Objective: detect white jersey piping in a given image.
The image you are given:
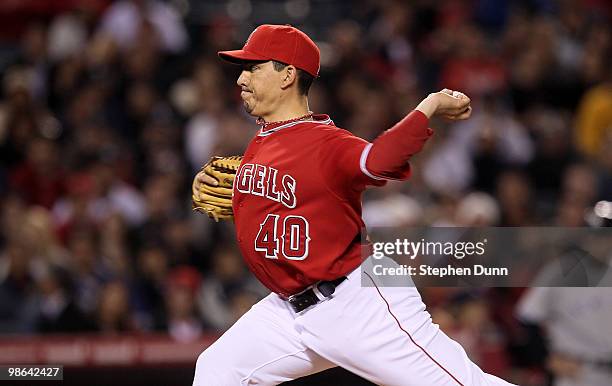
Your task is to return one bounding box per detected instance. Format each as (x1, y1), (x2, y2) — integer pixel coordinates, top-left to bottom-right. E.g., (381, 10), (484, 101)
(359, 143), (386, 180)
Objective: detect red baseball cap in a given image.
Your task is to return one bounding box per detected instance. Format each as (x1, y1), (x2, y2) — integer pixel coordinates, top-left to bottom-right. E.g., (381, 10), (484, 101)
(218, 24), (320, 77)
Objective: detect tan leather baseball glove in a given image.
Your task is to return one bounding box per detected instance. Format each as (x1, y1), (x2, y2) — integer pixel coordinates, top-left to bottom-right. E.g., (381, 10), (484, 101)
(192, 156), (243, 222)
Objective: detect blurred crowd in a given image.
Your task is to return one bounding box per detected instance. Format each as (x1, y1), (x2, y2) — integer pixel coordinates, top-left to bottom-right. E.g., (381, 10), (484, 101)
(0, 0), (611, 384)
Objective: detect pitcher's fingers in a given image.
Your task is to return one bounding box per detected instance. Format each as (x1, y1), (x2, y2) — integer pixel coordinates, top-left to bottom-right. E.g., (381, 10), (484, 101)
(443, 93), (470, 109)
(442, 106), (472, 121)
(456, 106), (472, 120)
(192, 173), (204, 196)
(443, 106), (472, 120)
(455, 96), (470, 108)
(198, 172), (218, 186)
(451, 90), (466, 98)
(439, 103), (470, 116)
(444, 90), (471, 107)
(455, 92), (470, 105)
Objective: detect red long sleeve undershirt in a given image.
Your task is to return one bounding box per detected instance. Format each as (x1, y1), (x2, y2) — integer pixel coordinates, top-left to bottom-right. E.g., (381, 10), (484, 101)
(365, 110), (433, 180)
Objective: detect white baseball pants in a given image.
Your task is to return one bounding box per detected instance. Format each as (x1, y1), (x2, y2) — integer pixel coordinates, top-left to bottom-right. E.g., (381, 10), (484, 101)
(192, 265), (516, 385)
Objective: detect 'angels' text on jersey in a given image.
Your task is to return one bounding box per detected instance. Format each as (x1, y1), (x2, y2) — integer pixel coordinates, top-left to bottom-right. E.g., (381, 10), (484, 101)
(235, 163), (297, 208)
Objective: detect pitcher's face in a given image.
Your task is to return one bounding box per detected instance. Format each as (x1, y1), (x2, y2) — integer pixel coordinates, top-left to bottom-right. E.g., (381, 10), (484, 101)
(237, 61), (283, 118)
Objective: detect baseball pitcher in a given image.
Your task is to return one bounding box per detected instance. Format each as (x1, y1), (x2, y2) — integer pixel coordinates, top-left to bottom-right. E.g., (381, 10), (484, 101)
(191, 24), (515, 386)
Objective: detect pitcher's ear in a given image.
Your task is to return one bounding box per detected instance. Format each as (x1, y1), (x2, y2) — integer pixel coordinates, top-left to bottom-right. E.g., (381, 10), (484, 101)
(281, 65), (298, 89)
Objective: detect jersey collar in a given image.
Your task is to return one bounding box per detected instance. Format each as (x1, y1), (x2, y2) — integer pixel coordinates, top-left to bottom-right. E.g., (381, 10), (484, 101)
(257, 114), (334, 137)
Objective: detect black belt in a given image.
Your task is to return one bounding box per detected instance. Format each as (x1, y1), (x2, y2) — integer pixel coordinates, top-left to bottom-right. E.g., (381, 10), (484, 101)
(286, 277), (347, 313)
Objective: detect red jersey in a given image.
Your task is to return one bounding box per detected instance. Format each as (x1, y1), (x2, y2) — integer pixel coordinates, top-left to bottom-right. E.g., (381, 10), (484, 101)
(233, 114), (428, 297)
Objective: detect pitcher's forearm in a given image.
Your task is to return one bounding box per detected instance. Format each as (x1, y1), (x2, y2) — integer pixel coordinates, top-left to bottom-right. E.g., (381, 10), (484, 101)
(365, 110), (433, 179)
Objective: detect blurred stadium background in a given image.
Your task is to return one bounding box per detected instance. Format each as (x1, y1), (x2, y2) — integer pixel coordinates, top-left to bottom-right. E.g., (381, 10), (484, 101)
(0, 0), (611, 385)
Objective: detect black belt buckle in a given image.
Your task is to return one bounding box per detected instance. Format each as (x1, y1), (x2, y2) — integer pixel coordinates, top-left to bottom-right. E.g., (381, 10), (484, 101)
(287, 277), (347, 313)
